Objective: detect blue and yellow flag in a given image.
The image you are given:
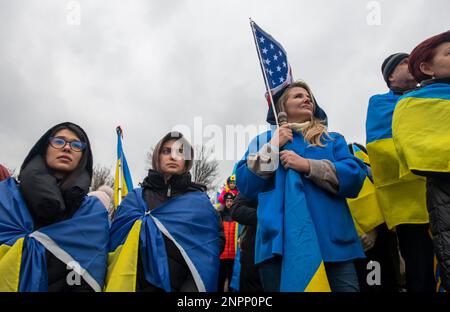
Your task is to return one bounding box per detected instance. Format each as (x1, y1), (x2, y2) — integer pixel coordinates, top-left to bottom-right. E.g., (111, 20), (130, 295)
(347, 144), (385, 236)
(392, 82), (450, 176)
(281, 165), (330, 291)
(106, 188), (221, 292)
(0, 178), (109, 292)
(366, 91), (427, 229)
(236, 132), (332, 292)
(114, 126), (133, 208)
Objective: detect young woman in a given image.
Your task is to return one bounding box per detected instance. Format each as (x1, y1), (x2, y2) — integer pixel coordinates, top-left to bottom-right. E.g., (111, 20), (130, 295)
(392, 30), (450, 291)
(236, 81), (366, 292)
(0, 122), (109, 292)
(107, 131), (224, 292)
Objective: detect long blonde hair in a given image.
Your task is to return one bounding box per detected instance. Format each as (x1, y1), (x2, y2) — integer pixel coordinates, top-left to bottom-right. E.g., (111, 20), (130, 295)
(276, 81), (330, 147)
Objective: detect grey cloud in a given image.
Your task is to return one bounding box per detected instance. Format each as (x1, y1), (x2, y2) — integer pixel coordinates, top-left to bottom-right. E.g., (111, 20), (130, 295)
(1, 0), (449, 186)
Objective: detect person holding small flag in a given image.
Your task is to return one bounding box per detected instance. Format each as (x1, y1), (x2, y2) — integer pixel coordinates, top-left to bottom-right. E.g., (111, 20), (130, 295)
(236, 21), (367, 292)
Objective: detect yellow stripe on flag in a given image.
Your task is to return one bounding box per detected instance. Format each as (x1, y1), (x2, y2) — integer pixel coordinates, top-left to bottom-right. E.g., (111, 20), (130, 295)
(105, 220), (142, 292)
(304, 262), (331, 292)
(367, 139), (428, 229)
(393, 96), (450, 176)
(0, 237), (24, 292)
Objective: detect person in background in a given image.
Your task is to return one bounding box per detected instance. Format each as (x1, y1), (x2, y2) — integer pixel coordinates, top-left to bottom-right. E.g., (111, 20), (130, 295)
(218, 175), (238, 205)
(366, 53), (435, 292)
(347, 143), (400, 292)
(231, 193), (263, 292)
(392, 30), (450, 291)
(0, 164), (11, 182)
(218, 192), (237, 292)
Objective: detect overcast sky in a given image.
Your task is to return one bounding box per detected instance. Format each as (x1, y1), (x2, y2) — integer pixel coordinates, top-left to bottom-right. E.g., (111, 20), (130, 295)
(1, 0), (449, 189)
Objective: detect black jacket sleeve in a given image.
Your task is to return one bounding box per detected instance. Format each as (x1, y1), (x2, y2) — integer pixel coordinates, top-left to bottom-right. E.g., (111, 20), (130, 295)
(215, 209), (226, 253)
(231, 193), (258, 226)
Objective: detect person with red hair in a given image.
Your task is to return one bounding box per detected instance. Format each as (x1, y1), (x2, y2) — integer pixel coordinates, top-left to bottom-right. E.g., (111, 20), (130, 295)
(366, 52), (435, 292)
(0, 164), (11, 182)
(392, 30), (450, 291)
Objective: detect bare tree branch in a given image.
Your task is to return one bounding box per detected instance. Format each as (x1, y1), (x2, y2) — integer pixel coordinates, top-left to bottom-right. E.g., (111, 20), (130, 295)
(91, 164), (114, 191)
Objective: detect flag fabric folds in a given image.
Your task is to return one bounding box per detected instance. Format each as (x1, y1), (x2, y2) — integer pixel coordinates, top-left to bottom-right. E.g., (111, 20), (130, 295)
(236, 130), (342, 292)
(347, 144), (385, 236)
(0, 178), (109, 292)
(366, 91), (427, 229)
(250, 20), (293, 97)
(392, 82), (450, 176)
(106, 188), (222, 292)
(114, 126), (134, 208)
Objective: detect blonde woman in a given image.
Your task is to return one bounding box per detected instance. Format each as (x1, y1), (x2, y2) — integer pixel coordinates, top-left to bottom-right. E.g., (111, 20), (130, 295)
(236, 81), (366, 292)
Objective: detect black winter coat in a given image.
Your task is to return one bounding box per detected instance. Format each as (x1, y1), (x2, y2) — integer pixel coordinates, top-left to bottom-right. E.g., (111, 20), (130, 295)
(230, 193), (257, 263)
(426, 175), (450, 291)
(19, 122), (94, 292)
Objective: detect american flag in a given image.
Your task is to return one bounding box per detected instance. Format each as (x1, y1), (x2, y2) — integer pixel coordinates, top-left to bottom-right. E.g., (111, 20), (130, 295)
(251, 21), (293, 97)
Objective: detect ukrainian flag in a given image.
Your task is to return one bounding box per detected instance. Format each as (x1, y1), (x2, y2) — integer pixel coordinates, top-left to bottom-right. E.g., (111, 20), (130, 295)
(236, 133), (330, 292)
(392, 82), (450, 176)
(114, 126), (134, 208)
(0, 178), (109, 292)
(281, 166), (330, 291)
(366, 91), (427, 229)
(105, 188), (221, 292)
(347, 144), (384, 236)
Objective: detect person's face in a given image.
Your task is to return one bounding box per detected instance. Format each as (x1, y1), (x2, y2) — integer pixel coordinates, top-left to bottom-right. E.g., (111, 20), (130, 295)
(159, 139), (186, 176)
(420, 42), (450, 79)
(284, 87), (314, 123)
(45, 129), (84, 176)
(225, 198), (233, 209)
(228, 181), (236, 189)
(389, 58), (417, 90)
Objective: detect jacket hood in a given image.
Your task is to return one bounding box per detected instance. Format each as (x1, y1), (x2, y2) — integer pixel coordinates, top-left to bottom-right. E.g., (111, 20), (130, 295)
(20, 122), (93, 178)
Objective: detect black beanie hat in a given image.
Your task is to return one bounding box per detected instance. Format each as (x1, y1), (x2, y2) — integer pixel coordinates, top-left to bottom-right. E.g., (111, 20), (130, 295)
(381, 53), (409, 86)
(223, 192), (235, 201)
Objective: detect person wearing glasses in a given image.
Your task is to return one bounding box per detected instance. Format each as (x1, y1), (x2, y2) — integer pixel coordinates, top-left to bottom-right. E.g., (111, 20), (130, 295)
(0, 122), (109, 292)
(107, 131), (224, 292)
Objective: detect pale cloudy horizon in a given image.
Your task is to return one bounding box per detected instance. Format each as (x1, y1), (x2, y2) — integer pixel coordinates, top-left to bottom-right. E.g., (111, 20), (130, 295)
(1, 0), (449, 190)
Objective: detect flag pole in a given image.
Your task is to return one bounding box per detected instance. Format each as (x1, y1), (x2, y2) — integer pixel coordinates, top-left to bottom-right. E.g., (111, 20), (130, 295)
(249, 18), (280, 128)
(115, 126), (123, 207)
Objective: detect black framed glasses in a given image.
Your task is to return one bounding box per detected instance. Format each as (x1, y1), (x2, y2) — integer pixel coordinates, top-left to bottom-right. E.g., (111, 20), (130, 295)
(48, 137), (86, 152)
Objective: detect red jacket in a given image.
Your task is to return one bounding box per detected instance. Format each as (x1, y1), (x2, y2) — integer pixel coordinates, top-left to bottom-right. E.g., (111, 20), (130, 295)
(219, 208), (237, 260)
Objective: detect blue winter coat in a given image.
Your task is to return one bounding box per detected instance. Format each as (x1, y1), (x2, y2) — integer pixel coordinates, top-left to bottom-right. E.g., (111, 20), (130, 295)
(236, 129), (366, 264)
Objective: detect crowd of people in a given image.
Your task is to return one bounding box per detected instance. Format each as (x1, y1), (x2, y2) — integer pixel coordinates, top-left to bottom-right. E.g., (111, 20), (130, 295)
(0, 30), (449, 292)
